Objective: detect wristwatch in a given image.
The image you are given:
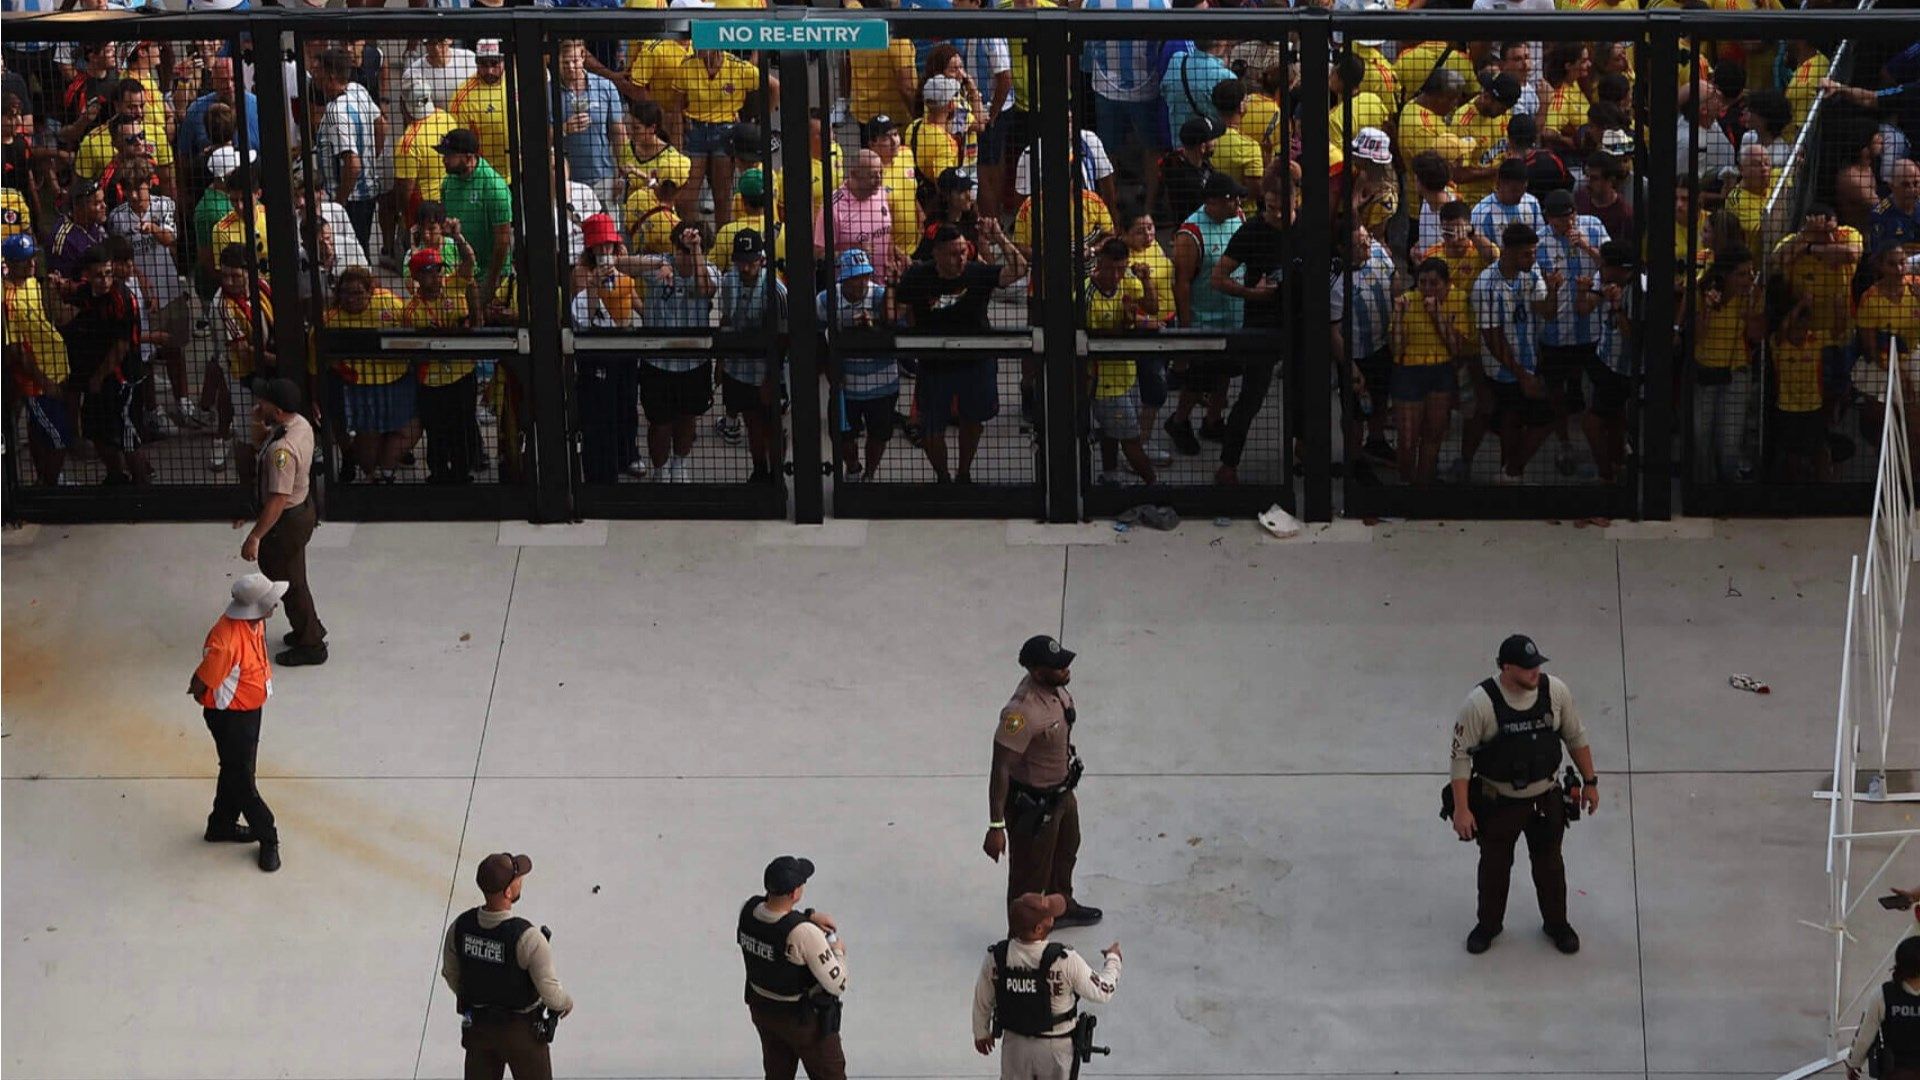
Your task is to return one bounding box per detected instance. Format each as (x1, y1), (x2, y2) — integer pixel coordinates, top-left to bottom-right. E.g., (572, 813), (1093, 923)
(1583, 775), (1599, 786)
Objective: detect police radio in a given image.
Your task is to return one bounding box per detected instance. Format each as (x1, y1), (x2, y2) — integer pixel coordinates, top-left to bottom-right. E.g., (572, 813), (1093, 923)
(1561, 767), (1583, 824)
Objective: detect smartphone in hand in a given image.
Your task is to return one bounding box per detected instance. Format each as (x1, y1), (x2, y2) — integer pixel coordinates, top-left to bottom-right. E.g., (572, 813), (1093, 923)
(1878, 892), (1913, 911)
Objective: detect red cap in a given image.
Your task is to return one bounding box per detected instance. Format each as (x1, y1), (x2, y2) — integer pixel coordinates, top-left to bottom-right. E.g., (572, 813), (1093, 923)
(408, 248), (443, 275)
(581, 212), (622, 251)
(1008, 892), (1067, 936)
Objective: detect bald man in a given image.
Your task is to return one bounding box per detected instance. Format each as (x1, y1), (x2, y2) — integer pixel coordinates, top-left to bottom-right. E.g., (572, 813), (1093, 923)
(816, 149), (900, 279)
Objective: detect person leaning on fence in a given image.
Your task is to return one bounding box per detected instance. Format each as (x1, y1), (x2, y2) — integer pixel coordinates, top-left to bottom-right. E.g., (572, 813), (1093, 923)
(1770, 204), (1864, 428)
(1470, 222), (1554, 483)
(820, 249), (898, 484)
(327, 267), (413, 485)
(403, 246), (480, 485)
(1083, 238), (1160, 489)
(1583, 242), (1641, 487)
(1690, 247), (1764, 485)
(1391, 257), (1473, 486)
(436, 127), (514, 326)
(1848, 936), (1920, 1080)
(1208, 169), (1292, 486)
(718, 228), (790, 485)
(640, 219), (720, 484)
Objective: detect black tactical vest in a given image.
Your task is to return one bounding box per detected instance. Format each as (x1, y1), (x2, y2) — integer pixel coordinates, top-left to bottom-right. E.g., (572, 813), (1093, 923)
(990, 940), (1077, 1037)
(453, 908), (540, 1011)
(738, 897), (814, 998)
(1885, 980), (1920, 1066)
(1470, 675), (1562, 787)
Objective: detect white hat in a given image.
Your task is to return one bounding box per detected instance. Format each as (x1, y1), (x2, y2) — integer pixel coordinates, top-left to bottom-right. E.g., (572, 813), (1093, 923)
(226, 573), (290, 621)
(207, 145), (257, 181)
(923, 75), (962, 107)
(1351, 126), (1392, 165)
(475, 39), (505, 59)
(1601, 128), (1635, 156)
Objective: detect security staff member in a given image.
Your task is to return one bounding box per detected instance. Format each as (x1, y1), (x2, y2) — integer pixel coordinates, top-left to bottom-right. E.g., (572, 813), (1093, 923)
(1447, 634), (1600, 956)
(984, 636), (1102, 927)
(971, 893), (1122, 1080)
(1849, 936), (1920, 1080)
(239, 377), (327, 667)
(441, 852), (574, 1080)
(739, 855), (849, 1080)
(187, 572), (288, 873)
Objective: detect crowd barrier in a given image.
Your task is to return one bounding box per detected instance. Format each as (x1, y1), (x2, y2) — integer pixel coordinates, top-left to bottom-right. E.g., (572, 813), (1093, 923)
(1, 5), (1914, 524)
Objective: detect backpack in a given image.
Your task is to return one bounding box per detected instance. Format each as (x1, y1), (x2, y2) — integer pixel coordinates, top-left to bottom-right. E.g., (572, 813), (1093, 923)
(906, 119), (944, 219)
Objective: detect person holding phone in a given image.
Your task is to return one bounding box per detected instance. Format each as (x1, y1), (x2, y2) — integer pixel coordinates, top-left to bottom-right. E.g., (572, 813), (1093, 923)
(1447, 635), (1600, 956)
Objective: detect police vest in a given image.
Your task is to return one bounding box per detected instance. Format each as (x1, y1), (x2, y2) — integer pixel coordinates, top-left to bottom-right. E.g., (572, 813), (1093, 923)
(1470, 676), (1562, 788)
(1884, 979), (1920, 1067)
(738, 898), (813, 999)
(452, 908), (540, 1011)
(990, 940), (1077, 1038)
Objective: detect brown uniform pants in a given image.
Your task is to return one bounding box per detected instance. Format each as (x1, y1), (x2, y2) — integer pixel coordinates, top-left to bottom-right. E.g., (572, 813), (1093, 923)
(461, 1011), (551, 1080)
(1474, 786), (1568, 931)
(1006, 790), (1079, 903)
(258, 500), (326, 648)
(748, 999), (847, 1080)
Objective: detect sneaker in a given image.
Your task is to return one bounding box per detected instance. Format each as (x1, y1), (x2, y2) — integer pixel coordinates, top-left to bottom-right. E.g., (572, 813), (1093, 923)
(1163, 418), (1201, 456)
(148, 411), (180, 438)
(840, 467), (864, 484)
(208, 444), (228, 472)
(666, 456), (692, 483)
(1143, 439), (1174, 466)
(715, 416), (743, 445)
(1494, 470), (1524, 485)
(1465, 924), (1501, 954)
(1198, 417), (1226, 442)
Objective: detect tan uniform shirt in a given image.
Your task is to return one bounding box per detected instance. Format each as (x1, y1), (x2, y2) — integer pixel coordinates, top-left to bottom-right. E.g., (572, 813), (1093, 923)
(745, 902), (849, 1002)
(1448, 675), (1588, 799)
(439, 908), (574, 1014)
(970, 938), (1121, 1040)
(259, 413), (314, 506)
(996, 675), (1074, 789)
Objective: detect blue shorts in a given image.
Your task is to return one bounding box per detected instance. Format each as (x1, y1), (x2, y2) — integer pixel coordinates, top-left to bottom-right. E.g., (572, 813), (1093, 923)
(1093, 94), (1171, 156)
(344, 379), (417, 434)
(837, 390), (898, 438)
(684, 119), (733, 158)
(916, 358), (999, 435)
(23, 395), (72, 450)
(1135, 357), (1169, 408)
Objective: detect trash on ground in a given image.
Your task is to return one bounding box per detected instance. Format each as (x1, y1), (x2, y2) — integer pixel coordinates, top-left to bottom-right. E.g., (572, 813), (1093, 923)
(1729, 674), (1771, 694)
(1258, 504), (1302, 539)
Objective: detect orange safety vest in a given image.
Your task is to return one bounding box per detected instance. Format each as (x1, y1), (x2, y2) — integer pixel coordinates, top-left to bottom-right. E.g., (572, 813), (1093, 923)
(194, 616), (273, 711)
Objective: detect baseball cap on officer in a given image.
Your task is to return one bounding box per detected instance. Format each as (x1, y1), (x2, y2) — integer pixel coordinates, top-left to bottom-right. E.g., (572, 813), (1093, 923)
(764, 855), (814, 895)
(1497, 634), (1548, 669)
(226, 572), (290, 620)
(1018, 635), (1074, 669)
(1009, 892), (1066, 936)
(477, 852), (532, 894)
(256, 377), (303, 414)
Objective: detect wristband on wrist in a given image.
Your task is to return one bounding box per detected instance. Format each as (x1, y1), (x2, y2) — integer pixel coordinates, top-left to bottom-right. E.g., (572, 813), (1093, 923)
(989, 821), (1006, 830)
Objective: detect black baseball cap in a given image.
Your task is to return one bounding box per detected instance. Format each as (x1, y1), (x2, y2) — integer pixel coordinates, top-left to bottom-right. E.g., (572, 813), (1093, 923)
(1200, 171), (1248, 200)
(764, 855), (815, 894)
(434, 128), (480, 155)
(937, 166), (977, 194)
(1019, 634), (1075, 669)
(1479, 71), (1522, 108)
(1497, 634), (1548, 669)
(1179, 115), (1220, 147)
(863, 114), (898, 141)
(255, 377), (304, 413)
(732, 228), (766, 260)
(1542, 188), (1576, 217)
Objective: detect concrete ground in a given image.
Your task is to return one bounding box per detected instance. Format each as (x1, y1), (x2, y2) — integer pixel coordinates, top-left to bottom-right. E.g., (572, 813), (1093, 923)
(2, 516), (1915, 1080)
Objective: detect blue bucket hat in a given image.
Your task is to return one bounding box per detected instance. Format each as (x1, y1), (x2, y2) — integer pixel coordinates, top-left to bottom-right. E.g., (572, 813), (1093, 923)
(836, 248), (874, 283)
(2, 233), (37, 262)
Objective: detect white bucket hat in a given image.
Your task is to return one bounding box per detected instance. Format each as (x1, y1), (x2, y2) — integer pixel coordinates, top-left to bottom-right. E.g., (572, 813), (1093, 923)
(227, 573), (290, 621)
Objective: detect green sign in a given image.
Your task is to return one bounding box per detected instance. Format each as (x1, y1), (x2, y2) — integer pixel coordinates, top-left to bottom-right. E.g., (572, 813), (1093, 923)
(690, 18), (890, 52)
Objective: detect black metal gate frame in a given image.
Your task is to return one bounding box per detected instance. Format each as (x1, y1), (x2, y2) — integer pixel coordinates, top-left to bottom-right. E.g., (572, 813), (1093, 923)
(3, 7), (1911, 525)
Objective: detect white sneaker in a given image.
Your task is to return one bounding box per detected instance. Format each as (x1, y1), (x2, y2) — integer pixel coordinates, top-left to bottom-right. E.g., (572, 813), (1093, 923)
(1099, 470), (1144, 487)
(625, 459), (650, 479)
(667, 456), (692, 483)
(208, 444), (228, 471)
(1143, 440), (1174, 466)
(149, 412), (180, 438)
(1494, 470), (1523, 485)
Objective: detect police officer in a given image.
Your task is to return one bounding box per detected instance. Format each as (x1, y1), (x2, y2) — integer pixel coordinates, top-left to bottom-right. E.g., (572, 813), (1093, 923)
(1447, 634), (1600, 955)
(440, 853), (574, 1080)
(1848, 936), (1920, 1079)
(984, 635), (1102, 927)
(739, 855), (849, 1080)
(971, 893), (1122, 1080)
(239, 377), (327, 666)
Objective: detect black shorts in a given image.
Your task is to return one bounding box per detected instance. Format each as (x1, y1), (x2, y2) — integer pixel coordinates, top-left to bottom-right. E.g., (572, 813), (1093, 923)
(1354, 346), (1393, 412)
(80, 379), (141, 451)
(1772, 408), (1826, 457)
(638, 362), (714, 425)
(1172, 356), (1244, 396)
(838, 391), (897, 439)
(1492, 380), (1555, 428)
(1585, 359), (1633, 418)
(1390, 362), (1455, 404)
(721, 374), (773, 419)
(1537, 343), (1593, 413)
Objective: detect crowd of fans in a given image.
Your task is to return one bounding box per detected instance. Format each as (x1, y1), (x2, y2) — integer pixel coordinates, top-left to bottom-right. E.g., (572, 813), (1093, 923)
(2, 0), (1918, 492)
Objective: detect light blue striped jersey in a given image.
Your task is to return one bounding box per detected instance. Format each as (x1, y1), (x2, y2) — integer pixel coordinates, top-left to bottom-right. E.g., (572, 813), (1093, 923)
(643, 264), (717, 374)
(1534, 214), (1610, 346)
(1080, 0), (1174, 103)
(817, 285), (899, 400)
(1472, 263), (1548, 382)
(1330, 241), (1395, 359)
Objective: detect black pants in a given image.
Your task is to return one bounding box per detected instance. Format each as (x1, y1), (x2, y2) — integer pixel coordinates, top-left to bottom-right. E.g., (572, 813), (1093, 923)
(747, 999), (847, 1080)
(462, 1011), (552, 1080)
(1474, 787), (1567, 930)
(203, 707), (276, 844)
(258, 500), (325, 648)
(576, 360), (640, 483)
(1006, 790), (1079, 903)
(419, 373), (479, 482)
(1221, 357), (1278, 469)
